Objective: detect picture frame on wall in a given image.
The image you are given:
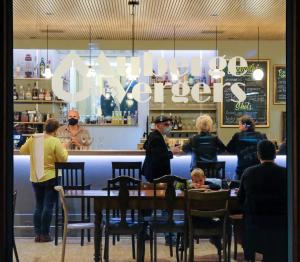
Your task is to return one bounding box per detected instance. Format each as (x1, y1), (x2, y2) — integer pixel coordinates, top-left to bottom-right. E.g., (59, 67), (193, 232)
(273, 64), (286, 104)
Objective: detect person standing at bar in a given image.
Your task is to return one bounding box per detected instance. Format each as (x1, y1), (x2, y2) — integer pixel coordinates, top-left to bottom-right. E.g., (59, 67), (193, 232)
(20, 118), (68, 242)
(182, 114), (226, 171)
(57, 109), (92, 150)
(227, 115), (267, 179)
(142, 115), (180, 182)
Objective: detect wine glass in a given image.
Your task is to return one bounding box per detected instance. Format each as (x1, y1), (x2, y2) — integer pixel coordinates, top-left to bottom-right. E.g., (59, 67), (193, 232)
(226, 179), (232, 189)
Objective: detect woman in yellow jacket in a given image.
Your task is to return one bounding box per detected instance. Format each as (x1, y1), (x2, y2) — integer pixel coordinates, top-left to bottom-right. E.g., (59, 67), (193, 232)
(20, 118), (68, 242)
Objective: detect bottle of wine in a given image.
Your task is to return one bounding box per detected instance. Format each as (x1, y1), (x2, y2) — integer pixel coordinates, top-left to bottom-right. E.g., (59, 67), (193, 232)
(32, 82), (39, 100)
(13, 84), (18, 100)
(45, 90), (52, 101)
(173, 116), (178, 130)
(38, 87), (45, 100)
(123, 111), (128, 125)
(25, 84), (32, 100)
(127, 111), (132, 125)
(178, 116), (183, 130)
(19, 85), (24, 100)
(39, 58), (45, 78)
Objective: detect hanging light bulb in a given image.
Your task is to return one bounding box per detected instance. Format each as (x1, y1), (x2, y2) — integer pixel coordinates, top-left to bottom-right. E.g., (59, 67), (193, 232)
(86, 25), (95, 78)
(252, 27), (264, 81)
(43, 25), (52, 78)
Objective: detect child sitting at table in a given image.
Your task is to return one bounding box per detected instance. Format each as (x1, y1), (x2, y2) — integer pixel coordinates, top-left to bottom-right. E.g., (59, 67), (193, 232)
(177, 168), (221, 190)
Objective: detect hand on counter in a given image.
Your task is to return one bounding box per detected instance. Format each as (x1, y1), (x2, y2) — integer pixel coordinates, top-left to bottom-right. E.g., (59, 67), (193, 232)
(71, 136), (81, 147)
(171, 145), (181, 154)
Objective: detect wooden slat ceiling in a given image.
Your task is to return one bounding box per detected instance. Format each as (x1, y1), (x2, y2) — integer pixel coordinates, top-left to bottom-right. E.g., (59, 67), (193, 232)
(13, 0), (286, 40)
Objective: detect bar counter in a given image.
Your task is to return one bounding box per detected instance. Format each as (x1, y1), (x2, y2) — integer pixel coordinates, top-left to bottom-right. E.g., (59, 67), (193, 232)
(13, 150), (286, 236)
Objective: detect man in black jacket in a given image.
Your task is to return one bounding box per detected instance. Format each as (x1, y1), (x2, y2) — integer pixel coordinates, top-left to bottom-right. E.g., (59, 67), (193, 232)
(238, 140), (287, 262)
(227, 115), (267, 179)
(142, 115), (180, 182)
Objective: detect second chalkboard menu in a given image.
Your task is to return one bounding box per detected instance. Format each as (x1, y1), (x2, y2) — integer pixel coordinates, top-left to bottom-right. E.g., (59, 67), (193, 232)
(221, 59), (269, 127)
(274, 64), (286, 104)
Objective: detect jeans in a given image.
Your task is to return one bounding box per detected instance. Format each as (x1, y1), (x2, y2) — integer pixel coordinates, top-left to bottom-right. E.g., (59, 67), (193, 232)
(32, 178), (58, 235)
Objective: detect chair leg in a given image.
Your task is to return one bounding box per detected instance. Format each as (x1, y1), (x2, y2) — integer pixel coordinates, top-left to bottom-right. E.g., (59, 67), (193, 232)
(87, 229), (91, 243)
(104, 233), (109, 262)
(176, 233), (180, 262)
(132, 235), (136, 259)
(150, 228), (153, 262)
(169, 233), (173, 257)
(81, 229), (84, 246)
(188, 234), (194, 262)
(154, 232), (157, 262)
(228, 228), (232, 262)
(233, 224), (237, 260)
(223, 236), (227, 262)
(13, 238), (19, 262)
(184, 232), (188, 262)
(55, 198), (59, 246)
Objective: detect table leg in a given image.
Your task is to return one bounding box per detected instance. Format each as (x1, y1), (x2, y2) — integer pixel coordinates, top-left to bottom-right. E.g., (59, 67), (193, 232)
(94, 209), (103, 262)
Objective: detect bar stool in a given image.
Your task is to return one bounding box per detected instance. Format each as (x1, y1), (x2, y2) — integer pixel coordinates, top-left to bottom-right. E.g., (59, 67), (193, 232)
(54, 162), (91, 246)
(13, 191), (19, 262)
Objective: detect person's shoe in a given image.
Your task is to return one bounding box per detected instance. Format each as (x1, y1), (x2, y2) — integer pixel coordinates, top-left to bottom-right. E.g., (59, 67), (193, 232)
(39, 234), (53, 242)
(34, 235), (40, 242)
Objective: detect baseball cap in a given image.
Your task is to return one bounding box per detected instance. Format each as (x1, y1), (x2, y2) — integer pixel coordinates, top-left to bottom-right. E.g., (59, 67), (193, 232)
(154, 115), (172, 124)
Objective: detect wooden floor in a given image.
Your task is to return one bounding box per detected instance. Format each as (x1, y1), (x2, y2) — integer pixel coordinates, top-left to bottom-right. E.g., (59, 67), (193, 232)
(14, 237), (261, 262)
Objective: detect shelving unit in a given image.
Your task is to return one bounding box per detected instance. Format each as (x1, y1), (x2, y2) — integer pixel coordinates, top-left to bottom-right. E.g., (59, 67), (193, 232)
(14, 100), (67, 104)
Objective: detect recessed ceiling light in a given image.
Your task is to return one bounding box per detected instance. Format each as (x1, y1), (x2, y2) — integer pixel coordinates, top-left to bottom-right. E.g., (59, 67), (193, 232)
(211, 13), (219, 17)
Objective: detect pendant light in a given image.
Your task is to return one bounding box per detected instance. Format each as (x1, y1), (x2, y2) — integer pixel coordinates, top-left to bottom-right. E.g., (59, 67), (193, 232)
(252, 27), (264, 81)
(44, 25), (52, 79)
(171, 26), (179, 82)
(209, 26), (223, 79)
(126, 0), (139, 80)
(86, 25), (96, 78)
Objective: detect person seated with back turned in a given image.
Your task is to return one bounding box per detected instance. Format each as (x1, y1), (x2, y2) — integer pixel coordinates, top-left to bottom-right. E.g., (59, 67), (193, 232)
(57, 109), (92, 150)
(176, 168), (221, 190)
(238, 140), (287, 262)
(182, 114), (227, 171)
(227, 115), (267, 180)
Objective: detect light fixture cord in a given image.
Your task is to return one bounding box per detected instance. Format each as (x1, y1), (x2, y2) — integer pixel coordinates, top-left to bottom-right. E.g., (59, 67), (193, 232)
(132, 4), (135, 57)
(216, 26), (218, 54)
(173, 26), (176, 58)
(257, 26), (260, 62)
(89, 25), (92, 67)
(46, 25), (49, 64)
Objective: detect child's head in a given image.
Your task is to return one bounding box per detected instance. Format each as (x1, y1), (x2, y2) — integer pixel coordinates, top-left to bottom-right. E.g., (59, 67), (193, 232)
(191, 168), (206, 186)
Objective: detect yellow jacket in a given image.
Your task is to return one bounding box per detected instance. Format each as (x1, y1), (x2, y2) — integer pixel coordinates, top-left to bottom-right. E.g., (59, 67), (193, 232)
(20, 135), (68, 183)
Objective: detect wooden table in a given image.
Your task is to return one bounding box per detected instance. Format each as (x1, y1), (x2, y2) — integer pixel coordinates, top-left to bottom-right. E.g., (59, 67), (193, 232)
(65, 189), (240, 262)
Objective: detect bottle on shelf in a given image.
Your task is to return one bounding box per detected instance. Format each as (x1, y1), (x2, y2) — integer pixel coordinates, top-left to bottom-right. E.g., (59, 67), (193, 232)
(44, 89), (52, 101)
(13, 84), (18, 100)
(163, 71), (169, 85)
(202, 68), (207, 85)
(33, 56), (38, 78)
(39, 58), (45, 78)
(38, 87), (45, 100)
(35, 104), (43, 123)
(32, 82), (39, 100)
(18, 85), (24, 100)
(24, 54), (33, 78)
(123, 111), (128, 125)
(188, 74), (195, 86)
(134, 110), (138, 125)
(150, 70), (156, 85)
(25, 84), (32, 100)
(127, 111), (132, 125)
(178, 116), (183, 130)
(173, 116), (178, 130)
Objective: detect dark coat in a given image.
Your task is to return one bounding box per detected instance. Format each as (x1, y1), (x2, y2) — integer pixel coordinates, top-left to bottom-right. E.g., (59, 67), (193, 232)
(141, 130), (173, 182)
(227, 130), (267, 178)
(182, 132), (226, 170)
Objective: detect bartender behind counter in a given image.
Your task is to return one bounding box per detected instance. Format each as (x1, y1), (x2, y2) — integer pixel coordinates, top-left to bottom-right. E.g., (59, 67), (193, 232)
(57, 110), (92, 150)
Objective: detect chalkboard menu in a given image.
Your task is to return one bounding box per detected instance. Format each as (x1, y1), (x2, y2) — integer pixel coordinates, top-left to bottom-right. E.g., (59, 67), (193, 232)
(221, 60), (269, 127)
(274, 65), (286, 104)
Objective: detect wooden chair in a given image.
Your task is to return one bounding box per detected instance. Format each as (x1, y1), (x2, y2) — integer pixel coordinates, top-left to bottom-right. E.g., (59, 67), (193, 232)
(196, 161), (226, 180)
(13, 191), (19, 262)
(54, 162), (91, 246)
(104, 176), (144, 262)
(228, 214), (243, 261)
(54, 186), (95, 262)
(150, 175), (188, 262)
(111, 161), (142, 256)
(187, 189), (230, 262)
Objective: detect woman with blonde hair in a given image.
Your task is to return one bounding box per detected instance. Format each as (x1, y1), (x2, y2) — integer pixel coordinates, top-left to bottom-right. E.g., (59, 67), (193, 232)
(182, 114), (226, 170)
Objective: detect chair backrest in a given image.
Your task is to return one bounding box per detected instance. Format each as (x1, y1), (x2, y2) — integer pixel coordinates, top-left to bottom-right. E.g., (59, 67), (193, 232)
(54, 186), (69, 225)
(107, 176), (141, 225)
(112, 162), (142, 180)
(55, 162), (85, 189)
(153, 175), (187, 223)
(196, 161), (226, 180)
(187, 190), (230, 220)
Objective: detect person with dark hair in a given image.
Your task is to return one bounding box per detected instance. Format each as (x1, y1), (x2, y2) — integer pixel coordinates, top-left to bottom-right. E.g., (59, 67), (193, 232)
(278, 138), (286, 155)
(238, 140), (287, 262)
(20, 118), (68, 242)
(227, 115), (267, 179)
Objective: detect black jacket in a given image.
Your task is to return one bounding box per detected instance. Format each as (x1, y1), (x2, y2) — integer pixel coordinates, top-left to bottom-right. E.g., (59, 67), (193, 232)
(227, 130), (267, 177)
(238, 162), (287, 227)
(182, 132), (226, 170)
(142, 130), (173, 182)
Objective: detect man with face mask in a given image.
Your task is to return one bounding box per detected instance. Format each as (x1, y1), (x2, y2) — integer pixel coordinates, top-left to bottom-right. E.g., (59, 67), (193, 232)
(57, 110), (92, 150)
(141, 115), (180, 182)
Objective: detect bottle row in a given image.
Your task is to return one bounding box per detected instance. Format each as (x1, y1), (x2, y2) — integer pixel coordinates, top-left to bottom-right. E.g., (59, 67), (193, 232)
(149, 69), (220, 87)
(14, 54), (48, 78)
(150, 115), (184, 130)
(13, 82), (54, 101)
(14, 107), (52, 123)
